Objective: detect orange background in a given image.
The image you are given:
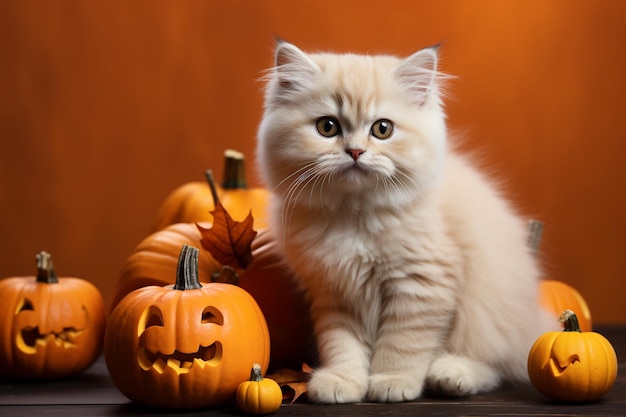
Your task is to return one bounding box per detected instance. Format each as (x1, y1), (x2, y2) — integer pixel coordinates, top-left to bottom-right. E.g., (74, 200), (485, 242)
(1, 1), (625, 324)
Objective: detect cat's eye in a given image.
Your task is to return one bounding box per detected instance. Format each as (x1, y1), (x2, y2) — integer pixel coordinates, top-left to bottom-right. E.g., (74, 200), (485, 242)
(371, 119), (394, 140)
(316, 117), (342, 138)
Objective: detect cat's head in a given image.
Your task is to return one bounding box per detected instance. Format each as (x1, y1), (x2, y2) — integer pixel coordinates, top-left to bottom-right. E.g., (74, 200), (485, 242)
(257, 41), (448, 212)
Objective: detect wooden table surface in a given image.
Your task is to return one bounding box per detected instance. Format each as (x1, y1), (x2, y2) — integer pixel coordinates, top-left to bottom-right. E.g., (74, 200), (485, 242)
(1, 326), (624, 417)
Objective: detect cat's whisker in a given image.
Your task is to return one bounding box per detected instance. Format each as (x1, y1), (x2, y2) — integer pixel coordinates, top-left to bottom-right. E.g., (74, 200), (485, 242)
(372, 173), (380, 194)
(378, 174), (398, 197)
(293, 166), (324, 207)
(279, 163), (327, 240)
(308, 173), (323, 208)
(273, 162), (319, 194)
(307, 167), (334, 209)
(389, 169), (418, 197)
(320, 171), (335, 213)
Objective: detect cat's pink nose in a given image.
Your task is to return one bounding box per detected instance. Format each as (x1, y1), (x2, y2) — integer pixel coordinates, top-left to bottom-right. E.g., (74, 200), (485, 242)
(346, 148), (365, 161)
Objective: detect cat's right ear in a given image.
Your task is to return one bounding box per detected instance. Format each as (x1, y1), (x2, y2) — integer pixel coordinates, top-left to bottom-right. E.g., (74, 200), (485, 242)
(393, 45), (443, 107)
(273, 41), (319, 95)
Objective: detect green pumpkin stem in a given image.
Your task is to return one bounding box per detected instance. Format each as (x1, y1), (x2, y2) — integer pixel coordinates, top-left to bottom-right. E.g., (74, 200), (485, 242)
(249, 363), (263, 382)
(174, 245), (202, 290)
(221, 149), (247, 190)
(36, 251), (59, 284)
(559, 309), (582, 332)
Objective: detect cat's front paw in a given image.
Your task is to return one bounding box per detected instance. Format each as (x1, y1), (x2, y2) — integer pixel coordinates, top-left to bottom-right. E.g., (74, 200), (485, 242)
(307, 368), (368, 404)
(426, 354), (500, 397)
(367, 373), (424, 402)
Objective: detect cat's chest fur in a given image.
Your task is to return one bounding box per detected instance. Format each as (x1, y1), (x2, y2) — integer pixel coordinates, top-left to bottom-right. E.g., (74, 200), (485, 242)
(280, 198), (446, 295)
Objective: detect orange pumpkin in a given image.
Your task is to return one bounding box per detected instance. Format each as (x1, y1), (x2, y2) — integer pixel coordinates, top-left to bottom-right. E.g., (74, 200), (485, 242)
(0, 251), (106, 379)
(527, 221), (592, 331)
(111, 226), (313, 369)
(110, 222), (221, 311)
(152, 150), (269, 231)
(238, 228), (314, 369)
(236, 363), (283, 414)
(105, 245), (270, 408)
(527, 309), (617, 402)
(539, 280), (592, 332)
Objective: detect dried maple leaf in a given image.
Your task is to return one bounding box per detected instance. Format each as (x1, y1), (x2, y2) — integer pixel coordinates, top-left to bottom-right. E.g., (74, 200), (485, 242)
(266, 363), (313, 404)
(282, 381), (308, 404)
(196, 202), (257, 271)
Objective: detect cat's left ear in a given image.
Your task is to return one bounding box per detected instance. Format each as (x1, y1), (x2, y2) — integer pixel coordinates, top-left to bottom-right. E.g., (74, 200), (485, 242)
(393, 45), (441, 106)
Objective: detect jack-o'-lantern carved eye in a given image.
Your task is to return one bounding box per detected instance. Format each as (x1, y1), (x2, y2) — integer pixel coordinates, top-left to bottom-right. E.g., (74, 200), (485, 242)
(137, 305), (164, 336)
(201, 306), (223, 325)
(15, 298), (34, 314)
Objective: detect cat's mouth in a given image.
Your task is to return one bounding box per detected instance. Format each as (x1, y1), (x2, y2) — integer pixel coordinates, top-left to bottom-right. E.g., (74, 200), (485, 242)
(333, 163), (377, 191)
(341, 161), (372, 180)
(344, 160), (368, 173)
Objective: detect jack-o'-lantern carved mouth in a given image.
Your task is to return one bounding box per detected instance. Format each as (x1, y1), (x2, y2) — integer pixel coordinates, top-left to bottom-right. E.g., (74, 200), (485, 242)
(549, 354), (580, 376)
(14, 298), (89, 353)
(137, 342), (222, 374)
(17, 326), (83, 353)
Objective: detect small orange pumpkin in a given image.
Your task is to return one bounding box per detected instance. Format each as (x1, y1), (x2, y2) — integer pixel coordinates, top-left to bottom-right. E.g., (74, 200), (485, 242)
(236, 363), (283, 414)
(152, 150), (269, 231)
(0, 251), (106, 380)
(539, 280), (592, 332)
(527, 309), (617, 402)
(105, 245), (270, 408)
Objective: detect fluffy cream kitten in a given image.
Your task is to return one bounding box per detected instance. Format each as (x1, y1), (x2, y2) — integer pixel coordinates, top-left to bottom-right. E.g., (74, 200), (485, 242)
(256, 41), (555, 403)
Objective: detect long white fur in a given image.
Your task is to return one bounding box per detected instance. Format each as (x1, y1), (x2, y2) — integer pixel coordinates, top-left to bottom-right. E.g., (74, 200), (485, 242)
(256, 41), (556, 404)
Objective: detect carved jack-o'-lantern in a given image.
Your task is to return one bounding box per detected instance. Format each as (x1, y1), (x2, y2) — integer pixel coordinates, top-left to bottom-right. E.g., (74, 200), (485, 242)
(0, 251), (106, 379)
(527, 310), (618, 402)
(104, 245), (270, 408)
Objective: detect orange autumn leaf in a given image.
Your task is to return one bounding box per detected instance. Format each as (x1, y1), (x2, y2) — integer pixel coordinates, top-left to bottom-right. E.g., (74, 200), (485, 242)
(196, 202), (257, 270)
(266, 368), (307, 384)
(266, 363), (313, 404)
(282, 382), (308, 404)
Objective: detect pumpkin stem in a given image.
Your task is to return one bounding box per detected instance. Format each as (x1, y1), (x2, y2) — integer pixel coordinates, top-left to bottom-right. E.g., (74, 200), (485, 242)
(559, 309), (582, 332)
(36, 251), (59, 283)
(526, 219), (544, 258)
(174, 245), (203, 290)
(222, 149), (247, 190)
(204, 169), (220, 206)
(249, 363), (263, 382)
